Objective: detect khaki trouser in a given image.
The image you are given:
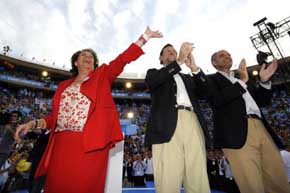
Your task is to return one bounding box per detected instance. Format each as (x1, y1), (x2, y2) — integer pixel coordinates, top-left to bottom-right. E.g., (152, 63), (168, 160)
(152, 110), (210, 193)
(223, 118), (290, 193)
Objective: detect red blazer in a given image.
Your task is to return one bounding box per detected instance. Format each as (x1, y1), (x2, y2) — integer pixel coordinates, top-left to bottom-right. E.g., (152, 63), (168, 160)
(35, 43), (144, 177)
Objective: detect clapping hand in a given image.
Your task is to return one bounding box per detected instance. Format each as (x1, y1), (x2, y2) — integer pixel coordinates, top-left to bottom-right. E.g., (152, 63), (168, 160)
(185, 52), (199, 72)
(238, 58), (249, 83)
(177, 42), (194, 64)
(259, 59), (278, 82)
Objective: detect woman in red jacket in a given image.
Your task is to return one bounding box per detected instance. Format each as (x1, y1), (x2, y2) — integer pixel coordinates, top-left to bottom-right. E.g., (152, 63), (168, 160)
(14, 26), (162, 193)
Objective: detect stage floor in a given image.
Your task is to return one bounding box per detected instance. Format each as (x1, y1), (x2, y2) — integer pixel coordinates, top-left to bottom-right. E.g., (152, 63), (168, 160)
(122, 181), (225, 193)
(123, 188), (225, 193)
(8, 182), (226, 193)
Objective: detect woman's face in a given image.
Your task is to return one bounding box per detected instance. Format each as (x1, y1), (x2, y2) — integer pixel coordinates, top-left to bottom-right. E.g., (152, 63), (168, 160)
(75, 50), (95, 74)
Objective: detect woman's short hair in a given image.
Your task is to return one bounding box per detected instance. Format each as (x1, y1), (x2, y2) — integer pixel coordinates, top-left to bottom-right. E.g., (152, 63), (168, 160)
(70, 48), (99, 76)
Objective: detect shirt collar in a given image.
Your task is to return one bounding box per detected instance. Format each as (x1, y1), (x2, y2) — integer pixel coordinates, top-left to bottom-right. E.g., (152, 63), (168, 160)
(218, 70), (235, 78)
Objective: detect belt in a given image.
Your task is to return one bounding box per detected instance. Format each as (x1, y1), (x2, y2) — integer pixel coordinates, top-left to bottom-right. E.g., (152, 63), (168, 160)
(247, 114), (261, 120)
(177, 105), (194, 112)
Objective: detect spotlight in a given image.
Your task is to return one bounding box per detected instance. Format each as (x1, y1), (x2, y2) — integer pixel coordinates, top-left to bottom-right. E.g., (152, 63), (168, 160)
(252, 70), (259, 76)
(266, 22), (276, 31)
(125, 82), (132, 89)
(42, 71), (48, 77)
(127, 112), (134, 119)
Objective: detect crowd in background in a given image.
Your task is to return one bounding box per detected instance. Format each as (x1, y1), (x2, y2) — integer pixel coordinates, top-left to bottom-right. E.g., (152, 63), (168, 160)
(0, 68), (57, 89)
(0, 81), (290, 192)
(262, 89), (290, 145)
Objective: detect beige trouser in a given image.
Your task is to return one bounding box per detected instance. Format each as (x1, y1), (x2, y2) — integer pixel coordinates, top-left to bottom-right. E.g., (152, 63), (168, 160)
(152, 110), (210, 193)
(223, 118), (290, 193)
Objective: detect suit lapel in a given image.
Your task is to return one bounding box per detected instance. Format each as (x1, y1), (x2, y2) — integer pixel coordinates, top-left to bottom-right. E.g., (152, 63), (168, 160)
(80, 70), (98, 103)
(214, 72), (233, 88)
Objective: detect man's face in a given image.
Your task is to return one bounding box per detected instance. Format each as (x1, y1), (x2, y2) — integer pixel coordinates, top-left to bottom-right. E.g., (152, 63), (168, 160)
(159, 46), (177, 65)
(207, 150), (215, 160)
(212, 50), (233, 70)
(124, 154), (129, 160)
(148, 151), (152, 158)
(10, 113), (19, 123)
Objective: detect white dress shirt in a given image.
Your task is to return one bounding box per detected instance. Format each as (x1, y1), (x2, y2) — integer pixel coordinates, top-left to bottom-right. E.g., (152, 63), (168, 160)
(133, 160), (145, 176)
(144, 157), (154, 175)
(218, 71), (271, 118)
(173, 73), (192, 108)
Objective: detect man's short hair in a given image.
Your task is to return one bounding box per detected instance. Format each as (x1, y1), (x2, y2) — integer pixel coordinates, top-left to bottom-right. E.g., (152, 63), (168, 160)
(211, 52), (218, 64)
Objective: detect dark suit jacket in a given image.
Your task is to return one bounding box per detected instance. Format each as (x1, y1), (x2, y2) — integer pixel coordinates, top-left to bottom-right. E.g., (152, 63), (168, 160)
(144, 61), (211, 147)
(193, 71), (283, 149)
(123, 160), (133, 181)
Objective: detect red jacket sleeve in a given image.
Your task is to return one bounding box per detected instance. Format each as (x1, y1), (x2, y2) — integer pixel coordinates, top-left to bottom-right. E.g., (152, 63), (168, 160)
(106, 43), (144, 83)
